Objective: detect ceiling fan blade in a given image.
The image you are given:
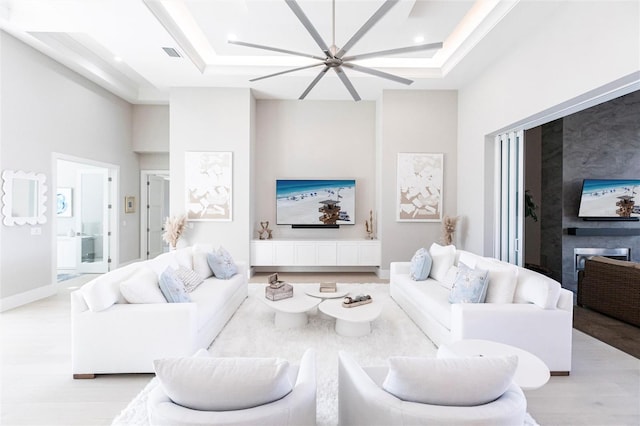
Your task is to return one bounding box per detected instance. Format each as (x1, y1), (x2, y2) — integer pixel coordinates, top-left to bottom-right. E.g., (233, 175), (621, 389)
(342, 42), (444, 62)
(250, 62), (325, 82)
(336, 0), (399, 59)
(342, 63), (413, 85)
(300, 66), (330, 100)
(285, 0), (331, 55)
(334, 67), (361, 101)
(229, 40), (326, 61)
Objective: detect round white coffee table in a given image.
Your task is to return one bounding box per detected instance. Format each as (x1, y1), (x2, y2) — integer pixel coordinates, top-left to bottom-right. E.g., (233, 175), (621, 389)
(318, 298), (382, 337)
(437, 339), (551, 390)
(259, 287), (320, 329)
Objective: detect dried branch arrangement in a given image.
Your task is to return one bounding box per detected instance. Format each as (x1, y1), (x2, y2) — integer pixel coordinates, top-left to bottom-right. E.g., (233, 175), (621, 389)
(162, 214), (187, 249)
(441, 215), (459, 246)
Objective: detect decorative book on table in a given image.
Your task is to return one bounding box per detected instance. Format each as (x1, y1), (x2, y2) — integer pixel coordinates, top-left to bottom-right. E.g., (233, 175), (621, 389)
(266, 273), (293, 301)
(319, 282), (337, 293)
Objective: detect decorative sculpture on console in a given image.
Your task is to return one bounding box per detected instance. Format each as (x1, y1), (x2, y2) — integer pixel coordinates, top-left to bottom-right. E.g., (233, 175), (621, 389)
(258, 221), (273, 240)
(364, 210), (375, 239)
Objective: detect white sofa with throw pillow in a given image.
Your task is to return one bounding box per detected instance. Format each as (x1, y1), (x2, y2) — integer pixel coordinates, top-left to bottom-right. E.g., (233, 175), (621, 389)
(390, 243), (573, 374)
(71, 244), (247, 378)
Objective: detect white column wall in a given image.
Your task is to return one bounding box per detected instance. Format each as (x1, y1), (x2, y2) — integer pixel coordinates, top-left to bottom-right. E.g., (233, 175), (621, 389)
(169, 88), (253, 262)
(379, 90), (458, 268)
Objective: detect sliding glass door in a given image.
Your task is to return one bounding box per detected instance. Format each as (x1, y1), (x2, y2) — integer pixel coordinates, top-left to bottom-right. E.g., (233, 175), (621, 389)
(495, 130), (524, 266)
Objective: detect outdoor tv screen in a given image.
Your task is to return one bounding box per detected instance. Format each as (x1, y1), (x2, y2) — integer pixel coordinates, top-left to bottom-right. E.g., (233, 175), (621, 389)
(577, 179), (640, 219)
(276, 179), (356, 226)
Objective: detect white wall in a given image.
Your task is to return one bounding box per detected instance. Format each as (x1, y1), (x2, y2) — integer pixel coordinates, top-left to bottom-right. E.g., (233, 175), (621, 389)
(169, 88), (253, 262)
(139, 153), (169, 170)
(132, 105), (169, 152)
(253, 100), (376, 240)
(0, 31), (140, 306)
(457, 0), (640, 255)
(378, 90), (458, 267)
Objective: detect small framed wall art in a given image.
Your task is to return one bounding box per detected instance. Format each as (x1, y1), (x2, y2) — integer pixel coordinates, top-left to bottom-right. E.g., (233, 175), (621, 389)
(56, 187), (73, 217)
(396, 152), (444, 222)
(124, 195), (136, 214)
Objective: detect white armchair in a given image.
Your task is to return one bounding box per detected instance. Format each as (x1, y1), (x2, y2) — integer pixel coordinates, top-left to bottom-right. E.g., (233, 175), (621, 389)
(338, 351), (527, 426)
(148, 348), (317, 426)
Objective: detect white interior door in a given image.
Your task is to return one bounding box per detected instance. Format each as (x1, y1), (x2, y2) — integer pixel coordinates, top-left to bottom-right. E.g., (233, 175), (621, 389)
(76, 168), (111, 273)
(147, 174), (168, 259)
(495, 130), (524, 266)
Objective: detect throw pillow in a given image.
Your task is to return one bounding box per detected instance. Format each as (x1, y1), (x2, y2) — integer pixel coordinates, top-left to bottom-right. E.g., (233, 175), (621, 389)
(207, 246), (238, 279)
(448, 262), (489, 303)
(192, 246), (214, 279)
(175, 266), (205, 293)
(382, 355), (518, 406)
(428, 243), (456, 282)
(439, 265), (459, 290)
(477, 258), (519, 304)
(147, 252), (180, 278)
(159, 267), (191, 303)
(119, 266), (167, 304)
(153, 356), (292, 411)
(409, 248), (432, 281)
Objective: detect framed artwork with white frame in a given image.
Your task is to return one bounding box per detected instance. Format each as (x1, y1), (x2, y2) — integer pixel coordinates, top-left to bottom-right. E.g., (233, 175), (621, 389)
(185, 151), (233, 221)
(396, 152), (443, 222)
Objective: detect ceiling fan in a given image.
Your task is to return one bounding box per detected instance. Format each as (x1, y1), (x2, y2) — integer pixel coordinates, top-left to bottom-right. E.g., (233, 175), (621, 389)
(229, 0), (443, 101)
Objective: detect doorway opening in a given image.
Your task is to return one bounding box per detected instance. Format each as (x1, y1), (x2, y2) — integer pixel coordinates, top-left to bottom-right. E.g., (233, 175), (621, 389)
(140, 170), (170, 259)
(54, 155), (119, 282)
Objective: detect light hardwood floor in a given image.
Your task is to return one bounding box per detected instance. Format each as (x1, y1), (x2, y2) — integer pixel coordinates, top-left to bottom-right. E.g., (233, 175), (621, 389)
(1, 273), (638, 425)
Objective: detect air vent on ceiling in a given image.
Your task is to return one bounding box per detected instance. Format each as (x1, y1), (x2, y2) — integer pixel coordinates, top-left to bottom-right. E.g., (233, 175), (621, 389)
(162, 47), (181, 58)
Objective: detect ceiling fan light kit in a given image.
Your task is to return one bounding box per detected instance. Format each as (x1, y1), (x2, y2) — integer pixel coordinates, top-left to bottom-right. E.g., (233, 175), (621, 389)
(229, 0), (443, 101)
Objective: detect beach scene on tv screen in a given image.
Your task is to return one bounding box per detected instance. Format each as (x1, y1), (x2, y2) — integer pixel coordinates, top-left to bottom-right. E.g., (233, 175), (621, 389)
(578, 179), (640, 217)
(277, 180), (355, 225)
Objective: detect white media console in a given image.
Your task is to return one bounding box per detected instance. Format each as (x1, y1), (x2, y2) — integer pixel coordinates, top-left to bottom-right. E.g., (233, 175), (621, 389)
(250, 239), (381, 267)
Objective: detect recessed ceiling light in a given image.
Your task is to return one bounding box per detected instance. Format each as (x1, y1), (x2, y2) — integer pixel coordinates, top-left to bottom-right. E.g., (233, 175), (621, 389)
(414, 36), (424, 43)
(113, 56), (123, 62)
(227, 33), (237, 41)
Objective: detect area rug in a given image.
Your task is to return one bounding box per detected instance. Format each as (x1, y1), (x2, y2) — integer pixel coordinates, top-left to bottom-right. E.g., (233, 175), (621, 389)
(113, 283), (539, 425)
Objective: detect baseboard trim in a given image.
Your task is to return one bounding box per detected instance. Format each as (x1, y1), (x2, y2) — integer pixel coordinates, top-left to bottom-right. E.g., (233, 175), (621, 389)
(0, 284), (56, 312)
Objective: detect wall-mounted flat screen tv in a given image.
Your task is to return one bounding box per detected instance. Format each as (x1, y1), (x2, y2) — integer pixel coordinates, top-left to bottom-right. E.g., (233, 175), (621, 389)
(578, 179), (640, 220)
(276, 179), (355, 226)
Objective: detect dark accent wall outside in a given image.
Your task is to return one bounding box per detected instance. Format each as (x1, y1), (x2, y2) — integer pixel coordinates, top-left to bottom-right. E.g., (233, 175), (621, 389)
(540, 119), (563, 282)
(561, 90), (640, 293)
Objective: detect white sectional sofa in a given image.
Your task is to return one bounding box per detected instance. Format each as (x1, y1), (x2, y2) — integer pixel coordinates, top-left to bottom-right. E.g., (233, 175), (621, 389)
(71, 245), (247, 378)
(390, 245), (573, 374)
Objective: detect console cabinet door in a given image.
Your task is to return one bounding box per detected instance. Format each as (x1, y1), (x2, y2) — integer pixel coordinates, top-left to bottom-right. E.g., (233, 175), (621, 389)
(295, 242), (316, 265)
(251, 241), (273, 266)
(273, 242), (295, 265)
(358, 242), (381, 266)
(316, 242), (338, 265)
(337, 242), (359, 265)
